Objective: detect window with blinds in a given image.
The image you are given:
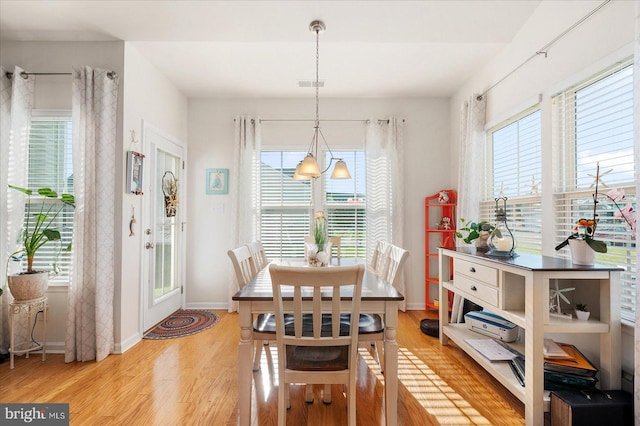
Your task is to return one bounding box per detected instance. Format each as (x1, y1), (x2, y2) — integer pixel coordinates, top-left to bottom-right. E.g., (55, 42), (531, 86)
(552, 59), (636, 323)
(24, 113), (74, 283)
(324, 151), (366, 258)
(260, 151), (312, 259)
(484, 109), (542, 254)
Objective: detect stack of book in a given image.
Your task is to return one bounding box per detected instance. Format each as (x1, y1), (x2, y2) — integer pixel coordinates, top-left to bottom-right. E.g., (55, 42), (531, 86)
(508, 340), (598, 391)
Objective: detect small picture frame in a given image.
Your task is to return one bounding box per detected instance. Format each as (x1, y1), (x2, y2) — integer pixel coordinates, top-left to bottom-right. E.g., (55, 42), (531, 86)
(206, 168), (228, 195)
(126, 151), (145, 195)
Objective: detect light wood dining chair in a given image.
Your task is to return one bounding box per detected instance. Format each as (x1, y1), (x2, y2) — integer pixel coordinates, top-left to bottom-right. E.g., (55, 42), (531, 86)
(246, 240), (269, 274)
(269, 263), (364, 426)
(370, 240), (390, 274)
(228, 246), (274, 371)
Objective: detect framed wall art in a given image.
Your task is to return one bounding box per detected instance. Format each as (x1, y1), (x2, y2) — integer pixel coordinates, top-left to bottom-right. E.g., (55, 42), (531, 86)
(126, 151), (145, 195)
(206, 168), (228, 195)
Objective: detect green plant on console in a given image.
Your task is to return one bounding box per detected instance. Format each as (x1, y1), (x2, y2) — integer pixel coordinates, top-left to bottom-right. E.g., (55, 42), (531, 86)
(455, 218), (495, 244)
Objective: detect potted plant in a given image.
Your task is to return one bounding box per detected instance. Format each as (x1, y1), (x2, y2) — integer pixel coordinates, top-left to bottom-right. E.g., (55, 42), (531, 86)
(574, 303), (590, 321)
(306, 211), (331, 267)
(5, 185), (75, 300)
(455, 218), (495, 251)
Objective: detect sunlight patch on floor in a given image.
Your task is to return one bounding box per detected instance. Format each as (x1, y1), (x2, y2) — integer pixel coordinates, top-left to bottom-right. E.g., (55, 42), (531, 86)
(359, 347), (491, 425)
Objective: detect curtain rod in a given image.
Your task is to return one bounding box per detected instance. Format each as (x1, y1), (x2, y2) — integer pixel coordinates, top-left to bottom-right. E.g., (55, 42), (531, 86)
(477, 0), (611, 100)
(257, 118), (404, 124)
(5, 71), (117, 80)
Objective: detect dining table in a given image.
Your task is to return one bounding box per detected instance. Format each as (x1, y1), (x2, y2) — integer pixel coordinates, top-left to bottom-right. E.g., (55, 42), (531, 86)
(232, 258), (405, 425)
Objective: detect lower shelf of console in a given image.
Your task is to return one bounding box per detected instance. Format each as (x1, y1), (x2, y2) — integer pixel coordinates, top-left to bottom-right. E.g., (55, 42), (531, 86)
(442, 323), (551, 412)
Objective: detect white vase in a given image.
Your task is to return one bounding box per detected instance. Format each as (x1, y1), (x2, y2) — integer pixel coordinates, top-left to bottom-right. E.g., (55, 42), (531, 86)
(7, 271), (49, 301)
(575, 310), (590, 321)
(568, 239), (595, 266)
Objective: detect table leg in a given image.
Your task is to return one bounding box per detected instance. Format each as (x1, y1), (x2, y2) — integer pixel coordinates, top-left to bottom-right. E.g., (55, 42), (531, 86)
(384, 302), (399, 426)
(238, 302), (253, 426)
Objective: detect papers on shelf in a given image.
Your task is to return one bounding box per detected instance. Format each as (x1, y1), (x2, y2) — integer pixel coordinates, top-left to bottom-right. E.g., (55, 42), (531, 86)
(543, 338), (572, 359)
(465, 338), (518, 361)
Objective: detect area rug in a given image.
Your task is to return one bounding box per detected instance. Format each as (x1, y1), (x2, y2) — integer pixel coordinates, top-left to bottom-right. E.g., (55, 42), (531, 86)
(144, 310), (220, 340)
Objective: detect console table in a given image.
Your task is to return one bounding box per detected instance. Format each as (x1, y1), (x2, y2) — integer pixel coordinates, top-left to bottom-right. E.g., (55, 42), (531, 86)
(438, 248), (622, 426)
(9, 296), (48, 369)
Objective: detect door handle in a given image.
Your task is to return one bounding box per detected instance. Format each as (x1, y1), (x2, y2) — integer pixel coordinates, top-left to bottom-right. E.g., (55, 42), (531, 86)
(145, 242), (155, 249)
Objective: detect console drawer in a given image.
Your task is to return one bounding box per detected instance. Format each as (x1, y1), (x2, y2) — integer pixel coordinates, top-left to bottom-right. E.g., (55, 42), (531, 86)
(455, 259), (498, 287)
(454, 273), (498, 307)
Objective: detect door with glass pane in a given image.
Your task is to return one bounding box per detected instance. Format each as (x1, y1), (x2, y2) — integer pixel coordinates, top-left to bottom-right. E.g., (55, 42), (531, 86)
(142, 123), (185, 331)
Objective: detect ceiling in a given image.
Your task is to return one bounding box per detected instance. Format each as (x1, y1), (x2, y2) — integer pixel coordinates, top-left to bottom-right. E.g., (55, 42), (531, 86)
(0, 1), (544, 98)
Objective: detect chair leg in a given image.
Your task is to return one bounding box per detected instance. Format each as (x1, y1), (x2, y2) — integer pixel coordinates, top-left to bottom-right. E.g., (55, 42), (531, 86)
(304, 384), (314, 403)
(323, 384), (332, 404)
(375, 341), (384, 373)
(278, 379), (287, 426)
(348, 381), (356, 425)
(253, 343), (261, 371)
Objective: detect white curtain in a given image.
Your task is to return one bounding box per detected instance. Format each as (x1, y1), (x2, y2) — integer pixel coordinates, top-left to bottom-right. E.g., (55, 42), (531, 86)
(365, 117), (405, 310)
(229, 116), (261, 312)
(65, 67), (119, 362)
(0, 66), (34, 352)
(457, 95), (487, 231)
(634, 1), (640, 421)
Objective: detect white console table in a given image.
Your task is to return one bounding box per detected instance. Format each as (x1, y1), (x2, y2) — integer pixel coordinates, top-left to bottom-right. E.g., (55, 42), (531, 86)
(438, 248), (622, 426)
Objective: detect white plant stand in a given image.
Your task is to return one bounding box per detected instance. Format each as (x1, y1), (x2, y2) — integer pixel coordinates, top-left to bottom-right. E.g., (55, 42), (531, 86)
(9, 296), (48, 369)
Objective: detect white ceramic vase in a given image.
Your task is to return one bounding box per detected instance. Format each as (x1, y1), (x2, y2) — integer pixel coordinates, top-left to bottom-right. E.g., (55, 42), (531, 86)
(568, 239), (595, 266)
(7, 271), (49, 301)
(575, 310), (590, 321)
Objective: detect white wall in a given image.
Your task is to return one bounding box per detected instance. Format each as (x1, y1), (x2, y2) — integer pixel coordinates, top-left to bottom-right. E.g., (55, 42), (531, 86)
(119, 43), (188, 352)
(187, 97), (450, 311)
(0, 41), (125, 352)
(449, 0), (636, 374)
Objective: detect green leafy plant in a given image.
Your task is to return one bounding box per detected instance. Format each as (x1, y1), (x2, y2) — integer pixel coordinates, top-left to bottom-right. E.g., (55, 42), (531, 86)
(455, 218), (495, 244)
(575, 303), (588, 312)
(314, 213), (326, 245)
(7, 185), (75, 274)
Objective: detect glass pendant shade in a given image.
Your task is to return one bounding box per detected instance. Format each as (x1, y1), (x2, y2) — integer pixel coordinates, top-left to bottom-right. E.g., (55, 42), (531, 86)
(298, 153), (321, 178)
(330, 159), (351, 179)
(293, 162), (311, 181)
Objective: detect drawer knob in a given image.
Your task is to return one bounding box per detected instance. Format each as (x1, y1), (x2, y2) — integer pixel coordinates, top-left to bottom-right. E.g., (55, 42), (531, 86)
(469, 267), (476, 273)
(470, 285), (477, 291)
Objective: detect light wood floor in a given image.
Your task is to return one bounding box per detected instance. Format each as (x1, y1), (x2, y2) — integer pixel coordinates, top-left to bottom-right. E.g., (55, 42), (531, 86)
(0, 310), (524, 425)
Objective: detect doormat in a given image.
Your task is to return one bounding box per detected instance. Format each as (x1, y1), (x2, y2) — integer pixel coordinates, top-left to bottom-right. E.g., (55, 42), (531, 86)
(144, 310), (220, 340)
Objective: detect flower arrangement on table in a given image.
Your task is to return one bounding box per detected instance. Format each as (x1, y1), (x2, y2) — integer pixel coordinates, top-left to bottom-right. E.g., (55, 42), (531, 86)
(306, 211), (331, 267)
(555, 164), (637, 255)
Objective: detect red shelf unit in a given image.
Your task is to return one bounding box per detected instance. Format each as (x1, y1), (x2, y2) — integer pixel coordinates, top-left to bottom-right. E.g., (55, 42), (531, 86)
(424, 190), (457, 311)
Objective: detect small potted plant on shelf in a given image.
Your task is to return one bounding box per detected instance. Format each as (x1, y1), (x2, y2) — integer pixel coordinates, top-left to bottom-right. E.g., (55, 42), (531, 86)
(574, 303), (590, 321)
(5, 185), (75, 301)
(455, 218), (495, 251)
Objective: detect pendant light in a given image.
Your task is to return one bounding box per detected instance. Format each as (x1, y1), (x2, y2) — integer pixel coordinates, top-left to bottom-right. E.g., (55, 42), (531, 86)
(294, 20), (351, 180)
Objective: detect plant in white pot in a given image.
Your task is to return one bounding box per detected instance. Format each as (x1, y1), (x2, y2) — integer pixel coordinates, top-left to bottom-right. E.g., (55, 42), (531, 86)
(574, 303), (590, 321)
(5, 185), (75, 301)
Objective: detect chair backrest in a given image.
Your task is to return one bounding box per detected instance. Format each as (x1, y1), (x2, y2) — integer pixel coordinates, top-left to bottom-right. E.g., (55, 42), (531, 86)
(269, 263), (364, 350)
(246, 240), (268, 273)
(227, 246), (257, 288)
(370, 241), (391, 274)
(381, 245), (410, 287)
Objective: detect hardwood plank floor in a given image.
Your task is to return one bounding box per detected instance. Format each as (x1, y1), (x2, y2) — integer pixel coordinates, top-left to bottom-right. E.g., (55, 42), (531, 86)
(0, 311), (525, 425)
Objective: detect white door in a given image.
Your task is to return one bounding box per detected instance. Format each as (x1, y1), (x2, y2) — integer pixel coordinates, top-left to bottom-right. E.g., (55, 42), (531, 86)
(142, 123), (186, 331)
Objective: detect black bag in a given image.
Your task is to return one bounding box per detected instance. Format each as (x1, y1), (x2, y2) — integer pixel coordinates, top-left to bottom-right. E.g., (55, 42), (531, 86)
(419, 319), (439, 337)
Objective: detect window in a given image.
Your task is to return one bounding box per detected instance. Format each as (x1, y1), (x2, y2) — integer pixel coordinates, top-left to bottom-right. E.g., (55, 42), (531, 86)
(553, 60), (636, 322)
(324, 151), (366, 258)
(484, 108), (542, 254)
(23, 112), (74, 283)
(259, 150), (366, 260)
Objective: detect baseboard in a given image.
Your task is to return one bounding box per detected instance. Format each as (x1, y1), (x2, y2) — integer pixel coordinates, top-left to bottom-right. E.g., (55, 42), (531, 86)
(186, 302), (228, 310)
(114, 332), (141, 354)
(405, 302), (429, 311)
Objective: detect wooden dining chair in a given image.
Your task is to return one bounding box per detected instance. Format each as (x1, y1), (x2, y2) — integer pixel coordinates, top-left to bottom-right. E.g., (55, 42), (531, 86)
(354, 244), (409, 372)
(269, 263), (364, 426)
(246, 240), (269, 274)
(370, 240), (390, 274)
(228, 246), (273, 371)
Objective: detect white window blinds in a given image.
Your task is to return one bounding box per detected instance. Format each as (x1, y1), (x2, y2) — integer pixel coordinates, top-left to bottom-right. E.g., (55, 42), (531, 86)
(484, 109), (542, 254)
(552, 59), (636, 322)
(260, 151), (311, 258)
(324, 151), (366, 258)
(24, 113), (74, 282)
